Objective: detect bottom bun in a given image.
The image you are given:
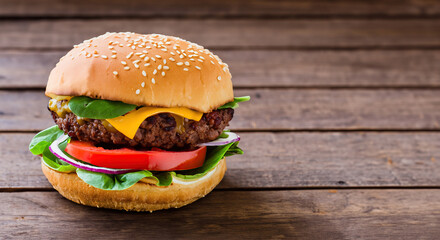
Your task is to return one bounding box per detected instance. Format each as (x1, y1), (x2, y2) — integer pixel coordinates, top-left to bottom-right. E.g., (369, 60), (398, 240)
(41, 158), (226, 212)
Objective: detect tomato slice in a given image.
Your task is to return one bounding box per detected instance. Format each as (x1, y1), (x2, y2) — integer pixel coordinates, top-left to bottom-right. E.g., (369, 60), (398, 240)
(64, 140), (207, 171)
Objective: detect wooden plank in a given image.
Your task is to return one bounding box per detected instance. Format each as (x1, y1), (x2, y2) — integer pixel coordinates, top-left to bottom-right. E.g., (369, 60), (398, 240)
(1, 19), (440, 49)
(0, 190), (439, 239)
(2, 132), (439, 189)
(2, 0), (440, 17)
(3, 50), (440, 88)
(1, 89), (440, 131)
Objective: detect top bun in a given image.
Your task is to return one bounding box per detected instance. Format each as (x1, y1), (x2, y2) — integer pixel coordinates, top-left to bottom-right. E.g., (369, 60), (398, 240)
(46, 32), (234, 113)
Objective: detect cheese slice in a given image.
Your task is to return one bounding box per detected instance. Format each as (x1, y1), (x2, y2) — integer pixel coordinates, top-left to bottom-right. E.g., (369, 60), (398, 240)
(106, 107), (203, 139)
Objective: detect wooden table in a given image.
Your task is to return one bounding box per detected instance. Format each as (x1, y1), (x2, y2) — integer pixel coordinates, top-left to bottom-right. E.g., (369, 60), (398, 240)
(1, 0), (440, 239)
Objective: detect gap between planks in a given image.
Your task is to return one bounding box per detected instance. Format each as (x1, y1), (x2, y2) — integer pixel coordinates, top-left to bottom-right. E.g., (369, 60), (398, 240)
(2, 186), (440, 193)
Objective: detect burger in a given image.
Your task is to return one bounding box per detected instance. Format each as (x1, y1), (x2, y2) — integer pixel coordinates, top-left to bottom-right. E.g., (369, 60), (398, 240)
(28, 32), (249, 211)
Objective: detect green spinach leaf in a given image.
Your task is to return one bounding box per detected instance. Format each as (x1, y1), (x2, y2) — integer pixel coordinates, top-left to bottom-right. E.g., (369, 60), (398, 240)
(29, 125), (65, 155)
(76, 169), (159, 190)
(218, 96), (250, 109)
(174, 141), (243, 180)
(42, 146), (77, 173)
(68, 96), (137, 119)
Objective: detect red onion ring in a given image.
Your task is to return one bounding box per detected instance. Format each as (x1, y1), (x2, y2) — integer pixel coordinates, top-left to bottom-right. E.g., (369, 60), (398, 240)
(198, 131), (240, 146)
(49, 135), (137, 174)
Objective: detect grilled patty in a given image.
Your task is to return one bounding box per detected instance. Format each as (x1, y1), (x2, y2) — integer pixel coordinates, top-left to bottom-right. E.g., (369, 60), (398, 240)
(51, 108), (234, 150)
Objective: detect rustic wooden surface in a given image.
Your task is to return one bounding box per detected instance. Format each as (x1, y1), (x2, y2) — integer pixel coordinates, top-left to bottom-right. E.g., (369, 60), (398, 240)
(2, 19), (440, 50)
(2, 132), (439, 189)
(2, 89), (440, 131)
(3, 50), (440, 88)
(1, 190), (439, 239)
(1, 0), (440, 239)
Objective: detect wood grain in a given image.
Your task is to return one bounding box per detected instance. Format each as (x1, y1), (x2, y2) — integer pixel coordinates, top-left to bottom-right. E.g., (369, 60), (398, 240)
(1, 89), (440, 131)
(2, 0), (440, 17)
(1, 190), (439, 239)
(3, 50), (440, 88)
(1, 19), (440, 49)
(3, 132), (439, 189)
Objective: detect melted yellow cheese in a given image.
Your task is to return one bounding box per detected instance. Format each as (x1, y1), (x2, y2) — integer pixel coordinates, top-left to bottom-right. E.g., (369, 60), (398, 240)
(106, 107), (203, 139)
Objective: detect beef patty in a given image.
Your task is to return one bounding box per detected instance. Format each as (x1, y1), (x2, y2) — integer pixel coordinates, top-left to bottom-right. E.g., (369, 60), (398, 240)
(51, 108), (234, 150)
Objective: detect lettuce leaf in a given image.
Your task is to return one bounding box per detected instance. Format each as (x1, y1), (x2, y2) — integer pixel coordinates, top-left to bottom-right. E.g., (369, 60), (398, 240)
(174, 142), (242, 180)
(218, 96), (250, 109)
(30, 125), (243, 190)
(29, 125), (65, 155)
(42, 145), (77, 173)
(68, 96), (136, 119)
(76, 169), (156, 190)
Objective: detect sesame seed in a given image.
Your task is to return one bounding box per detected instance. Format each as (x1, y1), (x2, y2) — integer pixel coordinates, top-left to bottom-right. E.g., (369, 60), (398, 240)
(217, 76), (221, 81)
(121, 61), (127, 65)
(162, 72), (165, 76)
(155, 55), (161, 59)
(195, 66), (201, 70)
(163, 59), (167, 64)
(153, 69), (157, 75)
(199, 56), (205, 60)
(144, 63), (151, 67)
(170, 52), (175, 55)
(211, 60), (215, 64)
(140, 54), (145, 58)
(101, 55), (108, 59)
(169, 57), (175, 62)
(134, 63), (140, 69)
(108, 46), (114, 49)
(183, 68), (189, 71)
(151, 57), (156, 62)
(177, 62), (183, 66)
(94, 50), (99, 54)
(135, 53), (142, 56)
(109, 41), (114, 45)
(112, 50), (117, 53)
(93, 54), (99, 58)
(163, 66), (169, 70)
(142, 70), (147, 76)
(126, 52), (134, 59)
(111, 55), (117, 59)
(173, 46), (178, 50)
(161, 49), (167, 52)
(144, 56), (150, 62)
(136, 89), (140, 95)
(133, 60), (140, 64)
(146, 46), (151, 49)
(143, 50), (148, 53)
(152, 78), (155, 84)
(180, 55), (184, 59)
(223, 67), (227, 72)
(185, 61), (190, 66)
(119, 44), (123, 47)
(124, 66), (130, 70)
(141, 82), (145, 87)
(190, 59), (195, 62)
(158, 65), (162, 70)
(176, 50), (181, 54)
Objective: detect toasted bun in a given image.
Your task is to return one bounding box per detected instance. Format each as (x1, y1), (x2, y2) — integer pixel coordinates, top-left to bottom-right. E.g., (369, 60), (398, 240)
(42, 158), (226, 212)
(45, 32), (233, 113)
